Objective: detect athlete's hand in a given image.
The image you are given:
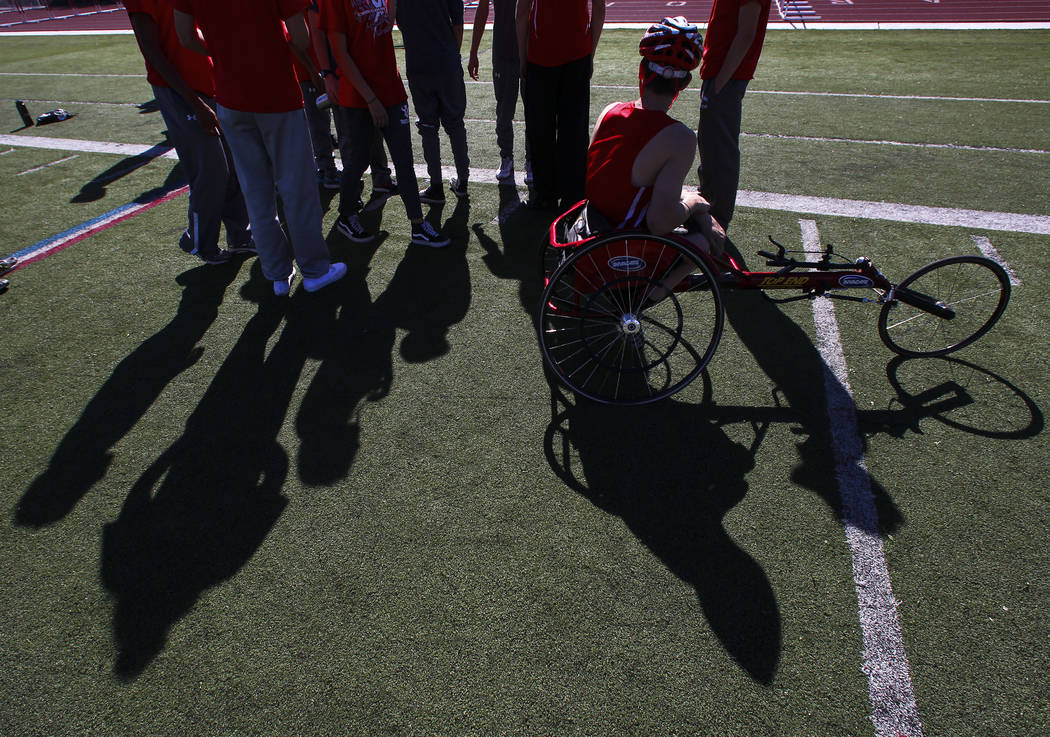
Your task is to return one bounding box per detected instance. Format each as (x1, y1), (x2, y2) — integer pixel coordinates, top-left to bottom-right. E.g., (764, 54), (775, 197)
(700, 214), (726, 258)
(191, 97), (221, 136)
(468, 51), (480, 81)
(368, 97), (388, 128)
(324, 76), (339, 101)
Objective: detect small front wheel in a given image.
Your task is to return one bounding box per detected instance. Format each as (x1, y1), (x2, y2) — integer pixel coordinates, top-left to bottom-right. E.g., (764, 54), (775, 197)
(878, 255), (1010, 357)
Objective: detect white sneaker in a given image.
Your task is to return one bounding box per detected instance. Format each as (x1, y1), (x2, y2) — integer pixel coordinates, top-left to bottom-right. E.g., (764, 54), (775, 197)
(303, 262), (347, 292)
(274, 266), (297, 297)
(496, 156), (514, 181)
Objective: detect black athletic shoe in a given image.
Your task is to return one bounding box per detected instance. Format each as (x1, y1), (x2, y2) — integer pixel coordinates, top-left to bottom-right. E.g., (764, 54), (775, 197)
(335, 213), (373, 243)
(410, 221), (450, 248)
(419, 184), (446, 205)
(199, 249), (233, 265)
(227, 238), (257, 255)
(449, 178), (468, 199)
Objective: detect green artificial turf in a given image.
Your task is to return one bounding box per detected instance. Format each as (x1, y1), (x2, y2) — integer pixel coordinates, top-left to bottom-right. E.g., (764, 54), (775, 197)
(1, 28), (1048, 737)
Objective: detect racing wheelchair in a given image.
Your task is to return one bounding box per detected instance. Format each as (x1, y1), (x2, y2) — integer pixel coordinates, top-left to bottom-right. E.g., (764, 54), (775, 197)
(538, 201), (1012, 405)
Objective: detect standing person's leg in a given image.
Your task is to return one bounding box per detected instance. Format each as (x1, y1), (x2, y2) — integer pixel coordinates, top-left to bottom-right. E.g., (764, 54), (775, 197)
(522, 61), (558, 207)
(381, 102), (424, 221)
(492, 59), (517, 163)
(408, 73), (444, 197)
(382, 101), (448, 247)
(438, 67), (470, 192)
(697, 77), (748, 230)
(154, 85), (248, 260)
(334, 106), (378, 242)
(554, 54), (591, 207)
(217, 105), (294, 281)
(368, 130), (394, 190)
(255, 108), (332, 280)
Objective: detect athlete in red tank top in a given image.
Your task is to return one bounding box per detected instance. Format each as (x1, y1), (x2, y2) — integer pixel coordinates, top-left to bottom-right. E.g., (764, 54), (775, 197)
(581, 18), (724, 258)
(586, 101), (678, 229)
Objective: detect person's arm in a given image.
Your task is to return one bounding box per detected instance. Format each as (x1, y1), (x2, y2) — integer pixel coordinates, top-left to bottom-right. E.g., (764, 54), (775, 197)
(589, 0), (605, 56)
(129, 11), (219, 135)
(286, 12), (325, 90)
(307, 5), (340, 101)
(467, 0), (489, 81)
(328, 30), (388, 127)
(449, 0), (464, 51)
(713, 0), (762, 93)
(516, 0), (532, 79)
(174, 9), (208, 56)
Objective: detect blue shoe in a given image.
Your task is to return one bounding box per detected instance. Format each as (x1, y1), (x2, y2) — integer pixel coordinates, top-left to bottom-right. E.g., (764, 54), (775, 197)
(303, 262), (347, 292)
(274, 266), (297, 297)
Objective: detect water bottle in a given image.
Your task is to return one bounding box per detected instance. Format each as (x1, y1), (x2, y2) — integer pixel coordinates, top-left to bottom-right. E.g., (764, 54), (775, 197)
(15, 100), (33, 128)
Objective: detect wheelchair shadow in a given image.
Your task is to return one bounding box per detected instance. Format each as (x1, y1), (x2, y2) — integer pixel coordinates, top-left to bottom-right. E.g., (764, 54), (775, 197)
(545, 387), (781, 685)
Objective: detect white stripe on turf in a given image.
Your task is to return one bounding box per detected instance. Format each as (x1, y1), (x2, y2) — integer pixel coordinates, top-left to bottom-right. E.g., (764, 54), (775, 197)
(970, 235), (1023, 285)
(804, 219), (925, 737)
(1, 133), (1047, 235)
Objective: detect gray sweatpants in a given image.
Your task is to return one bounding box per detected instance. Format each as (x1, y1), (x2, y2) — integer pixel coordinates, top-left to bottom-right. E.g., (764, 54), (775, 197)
(217, 105), (331, 281)
(153, 85), (250, 256)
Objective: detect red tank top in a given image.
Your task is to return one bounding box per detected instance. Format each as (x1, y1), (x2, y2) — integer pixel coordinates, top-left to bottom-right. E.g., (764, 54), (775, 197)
(585, 101), (677, 229)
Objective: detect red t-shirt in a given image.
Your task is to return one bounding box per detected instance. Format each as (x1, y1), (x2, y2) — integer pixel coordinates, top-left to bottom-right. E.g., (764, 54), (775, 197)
(318, 0), (406, 109)
(526, 0), (591, 68)
(699, 0), (772, 81)
(586, 102), (677, 230)
(171, 0), (307, 113)
(123, 0), (214, 97)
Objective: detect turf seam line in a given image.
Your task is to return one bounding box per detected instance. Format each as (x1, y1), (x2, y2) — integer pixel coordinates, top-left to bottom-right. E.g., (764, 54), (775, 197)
(970, 235), (1022, 285)
(805, 218), (925, 737)
(16, 152), (78, 175)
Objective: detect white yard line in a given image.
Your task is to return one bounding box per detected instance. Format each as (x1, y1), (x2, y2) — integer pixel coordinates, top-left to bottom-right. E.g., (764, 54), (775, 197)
(970, 235), (1023, 285)
(803, 219), (925, 737)
(462, 117), (1050, 156)
(741, 191), (1050, 235)
(1, 132), (1048, 237)
(577, 83), (1050, 105)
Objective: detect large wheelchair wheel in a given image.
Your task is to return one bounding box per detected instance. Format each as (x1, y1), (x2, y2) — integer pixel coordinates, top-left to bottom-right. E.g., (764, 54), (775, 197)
(878, 255), (1010, 358)
(538, 232), (724, 405)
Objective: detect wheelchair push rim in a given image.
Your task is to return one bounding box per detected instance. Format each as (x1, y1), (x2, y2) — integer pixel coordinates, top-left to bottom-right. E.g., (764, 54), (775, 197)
(538, 232), (725, 405)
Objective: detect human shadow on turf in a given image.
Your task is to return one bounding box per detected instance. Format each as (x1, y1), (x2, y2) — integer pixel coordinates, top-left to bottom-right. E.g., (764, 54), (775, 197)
(14, 258), (245, 528)
(472, 183), (547, 325)
(295, 198), (472, 484)
(545, 390), (781, 684)
(71, 137), (175, 204)
(100, 264), (343, 679)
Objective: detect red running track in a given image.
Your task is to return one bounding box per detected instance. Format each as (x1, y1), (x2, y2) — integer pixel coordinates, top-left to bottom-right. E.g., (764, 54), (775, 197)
(1, 0), (1049, 33)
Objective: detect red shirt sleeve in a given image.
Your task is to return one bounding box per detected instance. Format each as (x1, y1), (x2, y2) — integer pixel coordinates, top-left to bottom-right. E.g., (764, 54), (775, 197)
(317, 0), (344, 35)
(277, 0), (310, 21)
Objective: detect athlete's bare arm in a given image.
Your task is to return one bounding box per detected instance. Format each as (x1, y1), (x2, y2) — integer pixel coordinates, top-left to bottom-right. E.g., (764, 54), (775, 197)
(634, 120), (726, 255)
(635, 122), (703, 234)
